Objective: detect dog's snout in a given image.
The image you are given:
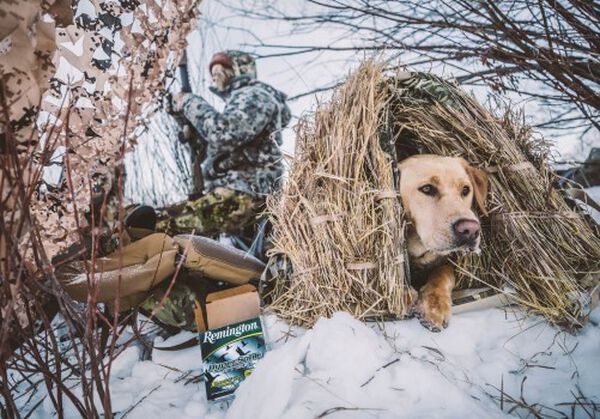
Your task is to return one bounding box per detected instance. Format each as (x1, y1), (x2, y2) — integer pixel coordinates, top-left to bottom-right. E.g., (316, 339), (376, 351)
(453, 219), (480, 245)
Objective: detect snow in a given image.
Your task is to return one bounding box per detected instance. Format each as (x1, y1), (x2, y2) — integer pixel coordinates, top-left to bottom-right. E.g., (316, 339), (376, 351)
(19, 305), (600, 418)
(152, 331), (204, 371)
(228, 310), (599, 419)
(13, 187), (600, 417)
(585, 186), (600, 224)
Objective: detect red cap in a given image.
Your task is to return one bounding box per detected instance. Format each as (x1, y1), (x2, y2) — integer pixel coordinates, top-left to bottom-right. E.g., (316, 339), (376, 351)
(209, 52), (233, 73)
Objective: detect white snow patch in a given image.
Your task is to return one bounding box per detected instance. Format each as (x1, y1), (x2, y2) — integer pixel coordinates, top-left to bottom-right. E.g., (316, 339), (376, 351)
(585, 186), (600, 223)
(151, 330), (204, 371)
(227, 327), (313, 419)
(110, 346), (140, 379)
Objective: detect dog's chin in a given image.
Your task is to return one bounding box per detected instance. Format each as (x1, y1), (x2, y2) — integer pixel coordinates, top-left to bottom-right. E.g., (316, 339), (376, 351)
(452, 238), (481, 254)
(424, 239), (481, 255)
(421, 241), (456, 256)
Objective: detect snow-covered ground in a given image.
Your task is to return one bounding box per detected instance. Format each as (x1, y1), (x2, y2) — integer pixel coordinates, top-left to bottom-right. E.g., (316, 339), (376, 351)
(22, 305), (600, 418)
(14, 189), (600, 418)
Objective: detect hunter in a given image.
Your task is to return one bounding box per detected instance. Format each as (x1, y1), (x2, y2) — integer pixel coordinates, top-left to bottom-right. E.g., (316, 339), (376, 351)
(53, 51), (292, 332)
(159, 50), (292, 243)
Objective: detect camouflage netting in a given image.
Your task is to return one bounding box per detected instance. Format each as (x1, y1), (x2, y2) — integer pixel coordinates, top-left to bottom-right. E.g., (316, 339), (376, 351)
(1, 0), (201, 337)
(1, 0), (201, 260)
(1, 1), (202, 414)
(266, 62), (600, 328)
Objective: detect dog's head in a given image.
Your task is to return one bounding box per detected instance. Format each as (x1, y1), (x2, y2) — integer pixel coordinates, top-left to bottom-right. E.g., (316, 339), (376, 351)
(399, 155), (488, 254)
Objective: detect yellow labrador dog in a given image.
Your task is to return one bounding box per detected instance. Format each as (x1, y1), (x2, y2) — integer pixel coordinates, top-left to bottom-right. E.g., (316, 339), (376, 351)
(399, 155), (488, 332)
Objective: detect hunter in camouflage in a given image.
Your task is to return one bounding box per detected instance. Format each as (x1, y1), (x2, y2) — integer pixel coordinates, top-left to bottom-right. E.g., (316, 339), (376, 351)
(159, 50), (291, 237)
(143, 51), (292, 330)
(175, 50), (291, 197)
(156, 187), (264, 236)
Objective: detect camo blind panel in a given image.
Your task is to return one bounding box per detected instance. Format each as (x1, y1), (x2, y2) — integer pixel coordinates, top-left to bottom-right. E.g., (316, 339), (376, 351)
(1, 0), (202, 261)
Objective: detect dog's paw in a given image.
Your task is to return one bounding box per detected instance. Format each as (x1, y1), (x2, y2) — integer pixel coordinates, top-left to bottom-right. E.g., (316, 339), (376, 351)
(413, 287), (452, 332)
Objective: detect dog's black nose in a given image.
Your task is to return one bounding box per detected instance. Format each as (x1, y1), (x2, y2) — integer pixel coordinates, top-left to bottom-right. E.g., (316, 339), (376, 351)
(453, 219), (480, 245)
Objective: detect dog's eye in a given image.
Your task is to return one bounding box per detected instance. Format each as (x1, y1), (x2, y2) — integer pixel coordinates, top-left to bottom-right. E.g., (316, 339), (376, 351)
(462, 186), (470, 196)
(419, 184), (437, 196)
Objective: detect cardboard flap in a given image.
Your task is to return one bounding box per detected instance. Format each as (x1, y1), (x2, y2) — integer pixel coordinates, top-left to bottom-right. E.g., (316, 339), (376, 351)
(206, 284), (256, 303)
(206, 285), (260, 329)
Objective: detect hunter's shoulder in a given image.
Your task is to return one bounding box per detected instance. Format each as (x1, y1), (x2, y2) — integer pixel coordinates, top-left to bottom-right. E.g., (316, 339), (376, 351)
(231, 80), (286, 101)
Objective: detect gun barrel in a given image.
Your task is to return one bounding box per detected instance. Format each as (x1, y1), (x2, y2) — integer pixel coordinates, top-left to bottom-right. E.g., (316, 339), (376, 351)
(178, 51), (192, 93)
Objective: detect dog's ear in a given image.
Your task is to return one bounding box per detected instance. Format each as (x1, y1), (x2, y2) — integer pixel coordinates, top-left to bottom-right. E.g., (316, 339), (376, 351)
(464, 163), (489, 216)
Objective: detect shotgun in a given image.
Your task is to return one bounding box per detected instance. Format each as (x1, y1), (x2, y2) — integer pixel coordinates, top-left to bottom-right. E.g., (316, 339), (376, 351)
(177, 51), (206, 200)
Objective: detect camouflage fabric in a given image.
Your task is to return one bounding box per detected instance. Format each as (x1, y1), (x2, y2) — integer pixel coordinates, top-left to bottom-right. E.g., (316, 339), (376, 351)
(177, 51), (291, 196)
(140, 280), (200, 331)
(224, 50), (256, 79)
(54, 233), (178, 312)
(140, 272), (231, 331)
(393, 71), (463, 107)
(0, 0), (62, 154)
(156, 187), (265, 236)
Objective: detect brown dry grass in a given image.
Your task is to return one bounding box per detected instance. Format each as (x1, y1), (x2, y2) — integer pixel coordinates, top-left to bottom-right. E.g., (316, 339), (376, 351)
(266, 63), (413, 326)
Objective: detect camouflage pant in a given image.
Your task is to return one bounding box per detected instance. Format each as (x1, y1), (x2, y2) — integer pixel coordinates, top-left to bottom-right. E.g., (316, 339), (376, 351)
(156, 187), (264, 237)
(139, 277), (199, 331)
(139, 272), (230, 331)
(56, 189), (265, 332)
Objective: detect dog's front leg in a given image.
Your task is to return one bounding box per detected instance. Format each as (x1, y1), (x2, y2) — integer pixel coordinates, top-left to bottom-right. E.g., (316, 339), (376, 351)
(414, 264), (455, 332)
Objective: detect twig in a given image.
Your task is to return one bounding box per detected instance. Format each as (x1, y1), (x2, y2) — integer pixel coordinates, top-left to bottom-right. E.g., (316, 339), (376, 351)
(119, 384), (162, 418)
(315, 406), (384, 418)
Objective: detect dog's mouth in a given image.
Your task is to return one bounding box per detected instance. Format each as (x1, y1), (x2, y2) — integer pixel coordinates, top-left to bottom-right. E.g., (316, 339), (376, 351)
(423, 228), (481, 254)
(409, 220), (482, 256)
(431, 240), (480, 255)
(453, 236), (481, 252)
(457, 242), (481, 255)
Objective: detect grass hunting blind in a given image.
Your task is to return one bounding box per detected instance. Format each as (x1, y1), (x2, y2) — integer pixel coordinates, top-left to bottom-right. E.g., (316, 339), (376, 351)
(264, 62), (600, 329)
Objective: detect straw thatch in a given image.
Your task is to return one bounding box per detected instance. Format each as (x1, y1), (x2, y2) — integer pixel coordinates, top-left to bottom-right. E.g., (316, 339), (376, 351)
(265, 63), (414, 326)
(266, 62), (600, 328)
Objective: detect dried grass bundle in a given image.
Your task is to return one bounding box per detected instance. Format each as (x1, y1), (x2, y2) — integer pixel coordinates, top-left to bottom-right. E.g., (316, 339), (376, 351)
(266, 63), (413, 326)
(266, 62), (600, 328)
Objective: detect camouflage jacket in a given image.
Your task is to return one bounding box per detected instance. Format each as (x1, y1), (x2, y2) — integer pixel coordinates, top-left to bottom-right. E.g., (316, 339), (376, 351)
(179, 76), (291, 197)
